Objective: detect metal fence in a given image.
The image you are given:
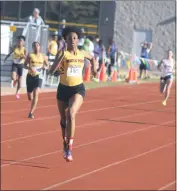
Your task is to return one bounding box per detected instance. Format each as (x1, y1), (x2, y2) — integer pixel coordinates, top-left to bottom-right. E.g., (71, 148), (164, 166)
(1, 20), (49, 54)
(0, 20), (49, 87)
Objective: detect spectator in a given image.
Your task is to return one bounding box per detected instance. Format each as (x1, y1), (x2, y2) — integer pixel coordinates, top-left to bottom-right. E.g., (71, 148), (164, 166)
(139, 41), (153, 79)
(83, 38), (90, 52)
(87, 36), (94, 57)
(48, 31), (58, 66)
(28, 8), (45, 25)
(97, 40), (106, 72)
(58, 35), (66, 52)
(78, 28), (85, 50)
(93, 35), (100, 60)
(107, 40), (118, 77)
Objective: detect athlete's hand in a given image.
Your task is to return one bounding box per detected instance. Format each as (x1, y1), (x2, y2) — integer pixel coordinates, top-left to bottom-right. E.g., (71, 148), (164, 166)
(20, 55), (25, 59)
(31, 68), (37, 74)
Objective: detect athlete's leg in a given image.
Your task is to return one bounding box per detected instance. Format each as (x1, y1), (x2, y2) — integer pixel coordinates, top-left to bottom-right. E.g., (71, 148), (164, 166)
(57, 100), (68, 158)
(11, 71), (18, 87)
(57, 100), (68, 139)
(65, 94), (83, 161)
(11, 71), (17, 81)
(16, 65), (23, 97)
(28, 87), (39, 118)
(163, 78), (173, 106)
(11, 64), (18, 88)
(144, 69), (147, 79)
(16, 76), (22, 99)
(26, 74), (33, 101)
(160, 79), (166, 94)
(67, 94), (83, 140)
(27, 92), (33, 101)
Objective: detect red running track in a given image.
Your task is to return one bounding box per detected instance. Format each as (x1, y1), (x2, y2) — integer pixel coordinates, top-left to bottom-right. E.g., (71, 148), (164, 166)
(1, 83), (176, 190)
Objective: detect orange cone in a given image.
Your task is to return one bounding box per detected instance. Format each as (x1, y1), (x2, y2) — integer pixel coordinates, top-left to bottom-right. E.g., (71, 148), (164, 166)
(84, 63), (91, 82)
(99, 63), (107, 82)
(126, 69), (138, 83)
(111, 70), (117, 82)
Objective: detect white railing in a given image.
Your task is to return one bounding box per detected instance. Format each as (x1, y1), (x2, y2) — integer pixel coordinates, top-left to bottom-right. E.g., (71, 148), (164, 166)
(0, 20), (50, 87)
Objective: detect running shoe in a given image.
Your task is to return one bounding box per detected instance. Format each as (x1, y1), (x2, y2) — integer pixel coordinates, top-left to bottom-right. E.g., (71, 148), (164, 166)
(16, 94), (20, 99)
(28, 113), (34, 119)
(66, 149), (73, 162)
(162, 100), (167, 106)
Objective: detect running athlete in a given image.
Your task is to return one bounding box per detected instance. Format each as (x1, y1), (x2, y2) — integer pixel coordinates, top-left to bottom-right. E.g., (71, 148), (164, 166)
(46, 31), (58, 85)
(157, 50), (175, 106)
(49, 27), (98, 162)
(4, 35), (27, 99)
(24, 42), (48, 118)
(48, 31), (58, 65)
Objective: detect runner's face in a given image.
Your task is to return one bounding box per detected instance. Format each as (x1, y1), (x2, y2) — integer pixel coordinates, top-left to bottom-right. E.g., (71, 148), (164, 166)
(144, 43), (147, 48)
(33, 11), (38, 18)
(96, 38), (99, 43)
(18, 39), (24, 46)
(168, 50), (173, 58)
(33, 43), (40, 52)
(66, 32), (78, 49)
(54, 36), (58, 41)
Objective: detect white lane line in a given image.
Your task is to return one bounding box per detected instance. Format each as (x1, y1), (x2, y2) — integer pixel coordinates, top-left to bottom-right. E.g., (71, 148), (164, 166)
(1, 120), (174, 168)
(1, 98), (172, 126)
(157, 180), (176, 190)
(0, 84), (149, 103)
(1, 99), (103, 114)
(3, 90), (172, 114)
(1, 106), (173, 143)
(1, 96), (55, 103)
(42, 142), (176, 190)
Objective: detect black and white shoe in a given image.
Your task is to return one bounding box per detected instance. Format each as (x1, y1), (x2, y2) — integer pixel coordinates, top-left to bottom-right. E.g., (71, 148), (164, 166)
(28, 113), (34, 119)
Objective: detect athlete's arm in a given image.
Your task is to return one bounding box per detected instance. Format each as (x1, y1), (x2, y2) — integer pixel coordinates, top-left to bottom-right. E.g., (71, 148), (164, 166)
(83, 50), (98, 77)
(157, 59), (163, 71)
(4, 46), (15, 62)
(43, 55), (49, 69)
(20, 48), (27, 60)
(49, 50), (65, 74)
(172, 59), (176, 73)
(24, 54), (31, 70)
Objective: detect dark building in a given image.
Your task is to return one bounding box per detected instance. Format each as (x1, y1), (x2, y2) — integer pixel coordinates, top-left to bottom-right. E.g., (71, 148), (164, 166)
(1, 1), (100, 35)
(1, 1), (175, 59)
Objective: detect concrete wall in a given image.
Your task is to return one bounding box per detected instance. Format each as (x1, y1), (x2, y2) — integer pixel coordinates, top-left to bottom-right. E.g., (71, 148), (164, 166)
(113, 1), (175, 60)
(98, 1), (116, 47)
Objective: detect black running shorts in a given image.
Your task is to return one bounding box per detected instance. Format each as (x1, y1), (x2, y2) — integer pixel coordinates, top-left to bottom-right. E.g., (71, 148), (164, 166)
(12, 63), (23, 77)
(160, 75), (172, 82)
(26, 74), (43, 93)
(57, 83), (85, 105)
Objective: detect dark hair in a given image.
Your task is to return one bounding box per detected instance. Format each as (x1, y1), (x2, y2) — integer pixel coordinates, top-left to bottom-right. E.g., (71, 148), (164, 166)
(17, 35), (26, 41)
(98, 39), (103, 45)
(58, 35), (63, 41)
(32, 41), (40, 48)
(62, 27), (81, 40)
(87, 36), (94, 42)
(95, 35), (99, 39)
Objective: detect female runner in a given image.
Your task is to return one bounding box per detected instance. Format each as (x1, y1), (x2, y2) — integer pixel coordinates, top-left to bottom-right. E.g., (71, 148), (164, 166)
(49, 27), (98, 162)
(157, 50), (175, 106)
(24, 42), (48, 118)
(4, 35), (27, 99)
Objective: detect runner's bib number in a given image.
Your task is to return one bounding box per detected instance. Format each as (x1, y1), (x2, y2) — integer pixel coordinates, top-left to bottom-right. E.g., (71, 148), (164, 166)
(13, 58), (25, 64)
(33, 67), (44, 79)
(67, 66), (82, 77)
(48, 55), (55, 60)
